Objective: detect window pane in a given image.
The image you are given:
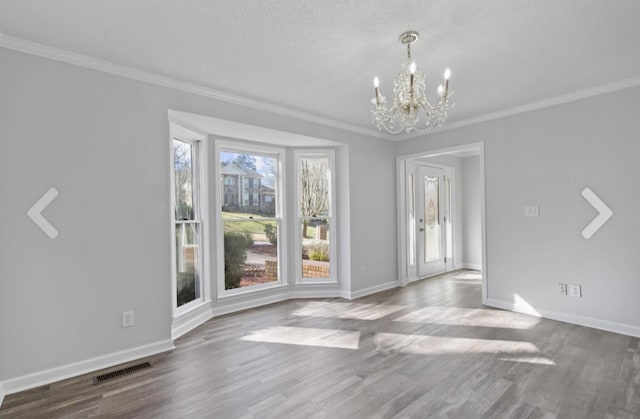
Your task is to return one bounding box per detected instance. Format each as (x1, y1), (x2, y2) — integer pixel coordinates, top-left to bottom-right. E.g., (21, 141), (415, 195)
(173, 140), (195, 220)
(299, 157), (330, 218)
(301, 219), (330, 279)
(220, 151), (277, 219)
(224, 221), (278, 290)
(175, 223), (201, 307)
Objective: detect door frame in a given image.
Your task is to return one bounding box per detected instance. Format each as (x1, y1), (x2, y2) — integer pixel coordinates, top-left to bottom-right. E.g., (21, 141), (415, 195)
(396, 142), (488, 304)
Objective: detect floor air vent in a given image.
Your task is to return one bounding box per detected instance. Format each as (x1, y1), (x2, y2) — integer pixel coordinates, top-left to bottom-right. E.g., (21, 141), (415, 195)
(94, 362), (151, 383)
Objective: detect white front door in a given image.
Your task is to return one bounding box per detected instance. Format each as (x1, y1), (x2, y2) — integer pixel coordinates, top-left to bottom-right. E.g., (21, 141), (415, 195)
(416, 165), (446, 277)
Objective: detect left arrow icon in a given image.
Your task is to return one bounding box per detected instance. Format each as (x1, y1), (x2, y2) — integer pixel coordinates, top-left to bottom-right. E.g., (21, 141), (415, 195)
(27, 188), (59, 239)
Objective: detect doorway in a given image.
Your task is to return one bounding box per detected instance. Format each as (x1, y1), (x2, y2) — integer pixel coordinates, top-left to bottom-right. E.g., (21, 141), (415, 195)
(396, 142), (487, 302)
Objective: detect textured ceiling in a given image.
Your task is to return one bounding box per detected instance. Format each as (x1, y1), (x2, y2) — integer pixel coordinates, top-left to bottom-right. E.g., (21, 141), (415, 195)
(1, 0), (639, 137)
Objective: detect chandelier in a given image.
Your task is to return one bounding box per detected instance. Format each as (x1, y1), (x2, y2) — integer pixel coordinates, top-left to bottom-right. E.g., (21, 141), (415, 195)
(370, 31), (454, 134)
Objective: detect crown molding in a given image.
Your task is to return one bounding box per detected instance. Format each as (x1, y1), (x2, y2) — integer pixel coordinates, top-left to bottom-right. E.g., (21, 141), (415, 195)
(3, 34), (639, 143)
(393, 75), (640, 141)
(0, 34), (390, 140)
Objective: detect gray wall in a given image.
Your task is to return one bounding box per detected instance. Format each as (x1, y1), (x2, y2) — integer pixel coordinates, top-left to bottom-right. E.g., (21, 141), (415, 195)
(461, 156), (482, 268)
(0, 48), (397, 381)
(396, 86), (640, 331)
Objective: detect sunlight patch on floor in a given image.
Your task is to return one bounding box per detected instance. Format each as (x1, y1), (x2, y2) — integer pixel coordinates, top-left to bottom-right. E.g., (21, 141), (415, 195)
(514, 294), (541, 317)
(374, 333), (546, 358)
(499, 356), (556, 366)
(452, 271), (482, 280)
(241, 326), (360, 349)
(292, 301), (405, 321)
(448, 279), (483, 285)
(394, 306), (540, 329)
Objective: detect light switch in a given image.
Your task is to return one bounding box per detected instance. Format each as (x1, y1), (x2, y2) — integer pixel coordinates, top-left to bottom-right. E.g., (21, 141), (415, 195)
(569, 284), (582, 298)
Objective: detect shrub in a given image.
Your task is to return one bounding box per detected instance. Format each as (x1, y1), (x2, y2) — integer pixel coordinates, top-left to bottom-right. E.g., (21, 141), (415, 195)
(224, 232), (250, 289)
(310, 248), (329, 262)
(176, 272), (196, 306)
(307, 241), (329, 262)
(243, 232), (254, 247)
(264, 224), (277, 245)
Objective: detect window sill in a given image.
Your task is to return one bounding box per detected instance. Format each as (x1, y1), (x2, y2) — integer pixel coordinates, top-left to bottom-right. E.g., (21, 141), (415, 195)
(295, 279), (338, 286)
(218, 282), (288, 300)
(173, 299), (210, 320)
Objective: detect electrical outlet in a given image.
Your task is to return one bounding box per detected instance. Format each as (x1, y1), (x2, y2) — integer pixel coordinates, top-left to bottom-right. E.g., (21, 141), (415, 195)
(360, 266), (366, 276)
(569, 284), (582, 298)
(122, 311), (135, 328)
(558, 283), (568, 296)
(525, 206), (540, 217)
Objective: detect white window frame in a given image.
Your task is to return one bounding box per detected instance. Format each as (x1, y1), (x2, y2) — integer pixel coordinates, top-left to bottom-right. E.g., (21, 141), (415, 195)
(170, 125), (209, 317)
(294, 149), (337, 284)
(215, 140), (287, 298)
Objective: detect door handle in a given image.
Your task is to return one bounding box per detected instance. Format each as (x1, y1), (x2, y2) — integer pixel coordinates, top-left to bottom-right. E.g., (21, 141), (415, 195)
(419, 228), (425, 232)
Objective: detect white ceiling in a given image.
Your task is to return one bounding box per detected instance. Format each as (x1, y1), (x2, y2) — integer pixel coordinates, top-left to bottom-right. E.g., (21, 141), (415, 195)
(1, 1), (639, 139)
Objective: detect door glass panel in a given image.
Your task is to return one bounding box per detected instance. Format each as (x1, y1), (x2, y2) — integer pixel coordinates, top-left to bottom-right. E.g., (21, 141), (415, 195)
(424, 175), (440, 262)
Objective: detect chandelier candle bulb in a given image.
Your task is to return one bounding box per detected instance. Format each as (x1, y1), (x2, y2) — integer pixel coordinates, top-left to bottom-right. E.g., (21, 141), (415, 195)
(444, 68), (451, 96)
(409, 62), (416, 93)
(438, 84), (444, 97)
(373, 77), (381, 104)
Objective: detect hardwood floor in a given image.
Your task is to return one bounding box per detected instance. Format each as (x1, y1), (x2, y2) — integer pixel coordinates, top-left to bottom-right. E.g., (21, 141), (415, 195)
(2, 270), (639, 418)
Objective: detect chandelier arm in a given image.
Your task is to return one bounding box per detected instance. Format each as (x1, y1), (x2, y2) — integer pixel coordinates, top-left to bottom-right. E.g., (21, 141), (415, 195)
(378, 101), (401, 123)
(388, 101), (401, 117)
(417, 100), (434, 112)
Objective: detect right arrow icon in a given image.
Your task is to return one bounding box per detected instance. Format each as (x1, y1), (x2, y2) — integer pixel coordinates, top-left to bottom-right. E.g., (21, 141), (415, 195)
(581, 187), (613, 239)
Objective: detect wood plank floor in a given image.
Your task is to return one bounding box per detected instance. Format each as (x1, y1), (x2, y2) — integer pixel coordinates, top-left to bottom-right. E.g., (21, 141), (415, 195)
(2, 270), (639, 418)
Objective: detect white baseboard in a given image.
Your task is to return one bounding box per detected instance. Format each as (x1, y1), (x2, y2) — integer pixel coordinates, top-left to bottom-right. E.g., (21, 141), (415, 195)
(172, 288), (346, 340)
(210, 293), (290, 318)
(463, 263), (482, 271)
(0, 382), (4, 409)
(454, 264), (465, 270)
(347, 280), (400, 300)
(485, 298), (640, 338)
(1, 339), (175, 397)
(289, 289), (345, 299)
(172, 303), (216, 340)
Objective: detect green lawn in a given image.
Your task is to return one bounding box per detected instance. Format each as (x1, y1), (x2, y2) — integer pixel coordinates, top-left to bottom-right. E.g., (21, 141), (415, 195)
(222, 211), (317, 237)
